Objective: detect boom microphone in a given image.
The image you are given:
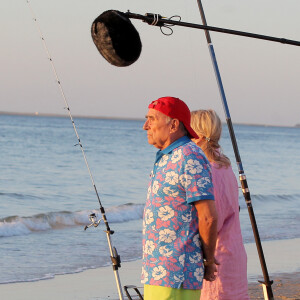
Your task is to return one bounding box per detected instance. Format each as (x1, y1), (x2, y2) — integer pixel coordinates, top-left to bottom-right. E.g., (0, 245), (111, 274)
(91, 10), (142, 67)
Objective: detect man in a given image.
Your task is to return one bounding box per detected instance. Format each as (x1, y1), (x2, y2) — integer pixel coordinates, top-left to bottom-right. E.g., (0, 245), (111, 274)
(142, 96), (218, 300)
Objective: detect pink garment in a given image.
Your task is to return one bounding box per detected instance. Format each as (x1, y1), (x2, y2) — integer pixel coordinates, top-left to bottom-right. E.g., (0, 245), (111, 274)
(200, 162), (249, 300)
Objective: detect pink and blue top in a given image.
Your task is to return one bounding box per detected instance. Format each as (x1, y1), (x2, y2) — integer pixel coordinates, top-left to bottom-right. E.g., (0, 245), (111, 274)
(142, 136), (214, 289)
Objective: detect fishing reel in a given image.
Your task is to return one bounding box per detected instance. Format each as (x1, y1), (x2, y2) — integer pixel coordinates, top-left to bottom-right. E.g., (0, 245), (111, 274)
(84, 213), (102, 230)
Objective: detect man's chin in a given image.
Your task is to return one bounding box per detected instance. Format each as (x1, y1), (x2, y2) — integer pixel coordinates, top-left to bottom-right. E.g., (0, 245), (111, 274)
(147, 137), (153, 145)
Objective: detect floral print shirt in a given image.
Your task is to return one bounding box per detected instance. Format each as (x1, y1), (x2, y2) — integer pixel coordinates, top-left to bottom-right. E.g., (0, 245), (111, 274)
(142, 136), (214, 289)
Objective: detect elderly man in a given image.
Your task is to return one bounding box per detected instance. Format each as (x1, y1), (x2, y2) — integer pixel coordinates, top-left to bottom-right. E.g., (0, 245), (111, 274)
(141, 97), (218, 300)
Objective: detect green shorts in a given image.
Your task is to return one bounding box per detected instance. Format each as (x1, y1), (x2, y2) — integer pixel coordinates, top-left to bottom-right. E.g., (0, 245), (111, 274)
(144, 284), (201, 300)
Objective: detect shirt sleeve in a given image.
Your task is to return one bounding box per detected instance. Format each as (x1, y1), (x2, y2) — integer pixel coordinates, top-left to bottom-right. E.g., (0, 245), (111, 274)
(182, 150), (215, 204)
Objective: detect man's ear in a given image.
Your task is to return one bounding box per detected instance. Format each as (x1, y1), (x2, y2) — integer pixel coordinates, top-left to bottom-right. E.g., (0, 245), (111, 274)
(170, 119), (180, 133)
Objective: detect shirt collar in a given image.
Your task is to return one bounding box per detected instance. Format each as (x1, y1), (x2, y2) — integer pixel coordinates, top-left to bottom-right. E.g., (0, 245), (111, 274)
(155, 136), (190, 163)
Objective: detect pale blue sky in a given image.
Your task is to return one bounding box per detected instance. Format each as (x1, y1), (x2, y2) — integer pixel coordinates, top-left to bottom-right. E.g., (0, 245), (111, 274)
(1, 0), (299, 126)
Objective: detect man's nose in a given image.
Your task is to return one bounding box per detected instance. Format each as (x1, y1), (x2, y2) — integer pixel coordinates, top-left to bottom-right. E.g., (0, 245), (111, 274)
(143, 120), (149, 130)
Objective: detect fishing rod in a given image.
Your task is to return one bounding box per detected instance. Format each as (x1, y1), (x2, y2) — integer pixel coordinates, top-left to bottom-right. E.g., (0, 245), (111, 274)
(195, 1), (274, 299)
(26, 1), (125, 299)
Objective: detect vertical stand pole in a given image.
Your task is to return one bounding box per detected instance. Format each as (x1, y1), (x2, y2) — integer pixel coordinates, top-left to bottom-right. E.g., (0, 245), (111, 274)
(195, 1), (274, 299)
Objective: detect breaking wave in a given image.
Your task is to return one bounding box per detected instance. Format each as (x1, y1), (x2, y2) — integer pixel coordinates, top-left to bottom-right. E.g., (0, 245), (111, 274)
(0, 203), (144, 238)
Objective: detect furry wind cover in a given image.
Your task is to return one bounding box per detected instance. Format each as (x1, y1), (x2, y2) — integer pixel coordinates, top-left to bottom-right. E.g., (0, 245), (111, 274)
(91, 10), (142, 67)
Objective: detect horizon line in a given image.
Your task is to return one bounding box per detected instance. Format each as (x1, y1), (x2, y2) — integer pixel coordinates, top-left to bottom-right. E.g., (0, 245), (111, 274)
(0, 111), (299, 128)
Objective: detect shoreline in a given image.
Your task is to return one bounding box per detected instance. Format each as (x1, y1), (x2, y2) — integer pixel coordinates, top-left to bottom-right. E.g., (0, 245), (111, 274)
(1, 238), (299, 299)
(244, 238), (300, 282)
(1, 263), (299, 300)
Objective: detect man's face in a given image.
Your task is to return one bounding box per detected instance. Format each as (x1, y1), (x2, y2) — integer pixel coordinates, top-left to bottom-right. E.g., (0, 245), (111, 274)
(143, 109), (172, 150)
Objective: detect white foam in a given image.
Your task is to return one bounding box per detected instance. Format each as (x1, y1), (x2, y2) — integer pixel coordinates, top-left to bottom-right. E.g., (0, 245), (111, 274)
(0, 204), (144, 238)
(106, 204), (144, 223)
(0, 220), (31, 237)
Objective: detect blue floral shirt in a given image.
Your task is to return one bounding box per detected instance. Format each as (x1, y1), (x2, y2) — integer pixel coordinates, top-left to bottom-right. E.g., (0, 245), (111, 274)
(142, 136), (214, 289)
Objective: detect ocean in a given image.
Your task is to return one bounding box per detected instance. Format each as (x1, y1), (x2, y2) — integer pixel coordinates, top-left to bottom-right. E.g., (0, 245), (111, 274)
(0, 114), (299, 285)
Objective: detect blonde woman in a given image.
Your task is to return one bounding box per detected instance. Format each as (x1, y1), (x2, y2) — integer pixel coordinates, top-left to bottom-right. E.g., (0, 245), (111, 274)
(191, 110), (249, 300)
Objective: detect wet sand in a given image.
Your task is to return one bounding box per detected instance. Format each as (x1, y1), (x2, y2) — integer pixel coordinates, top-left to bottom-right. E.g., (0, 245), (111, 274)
(1, 263), (299, 300)
(1, 238), (299, 299)
(248, 272), (300, 300)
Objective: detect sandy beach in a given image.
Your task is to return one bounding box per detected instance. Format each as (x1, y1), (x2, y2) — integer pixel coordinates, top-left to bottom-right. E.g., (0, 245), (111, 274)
(248, 272), (300, 300)
(1, 238), (299, 300)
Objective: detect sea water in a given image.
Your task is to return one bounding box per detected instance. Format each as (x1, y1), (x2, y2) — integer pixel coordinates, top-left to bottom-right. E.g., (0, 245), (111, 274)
(0, 114), (299, 284)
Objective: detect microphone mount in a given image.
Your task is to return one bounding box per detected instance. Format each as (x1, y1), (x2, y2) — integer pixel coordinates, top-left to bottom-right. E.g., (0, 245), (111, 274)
(143, 13), (164, 27)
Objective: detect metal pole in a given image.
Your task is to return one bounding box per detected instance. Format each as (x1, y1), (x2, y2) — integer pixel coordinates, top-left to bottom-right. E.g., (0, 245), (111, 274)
(195, 1), (274, 299)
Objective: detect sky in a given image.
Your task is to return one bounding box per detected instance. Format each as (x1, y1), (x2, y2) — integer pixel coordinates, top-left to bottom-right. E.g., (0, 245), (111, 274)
(1, 0), (299, 126)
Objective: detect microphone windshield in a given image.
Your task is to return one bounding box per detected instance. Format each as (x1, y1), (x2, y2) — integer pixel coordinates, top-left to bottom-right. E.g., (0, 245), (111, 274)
(91, 10), (142, 67)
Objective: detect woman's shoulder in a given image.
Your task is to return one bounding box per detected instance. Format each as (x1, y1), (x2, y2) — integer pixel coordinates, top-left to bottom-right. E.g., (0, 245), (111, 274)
(211, 162), (236, 179)
(210, 161), (230, 170)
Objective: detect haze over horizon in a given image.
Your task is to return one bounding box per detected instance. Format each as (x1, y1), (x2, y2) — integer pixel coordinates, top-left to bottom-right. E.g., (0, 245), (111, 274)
(1, 0), (300, 127)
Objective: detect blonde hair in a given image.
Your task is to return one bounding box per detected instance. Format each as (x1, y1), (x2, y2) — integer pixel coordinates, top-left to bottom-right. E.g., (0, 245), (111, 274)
(191, 109), (231, 167)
